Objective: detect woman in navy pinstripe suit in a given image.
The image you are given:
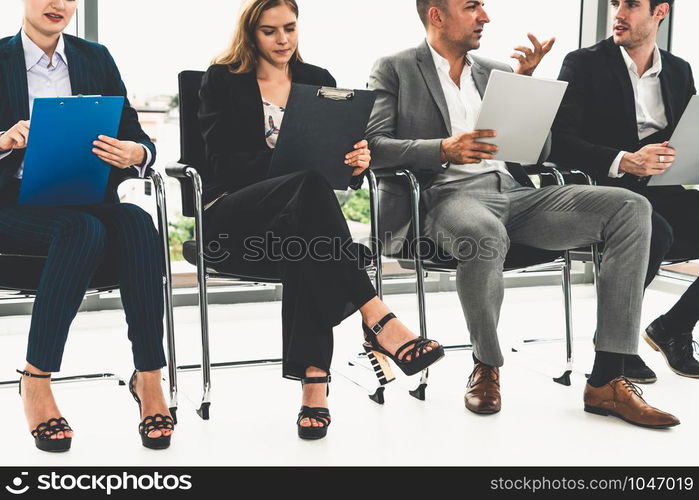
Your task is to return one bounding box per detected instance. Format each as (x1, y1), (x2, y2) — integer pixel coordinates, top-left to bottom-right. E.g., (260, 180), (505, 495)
(0, 0), (174, 452)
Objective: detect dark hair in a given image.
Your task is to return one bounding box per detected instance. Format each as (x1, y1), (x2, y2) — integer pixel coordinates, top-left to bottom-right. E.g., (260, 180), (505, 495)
(416, 0), (447, 27)
(650, 0), (673, 12)
(215, 0), (302, 73)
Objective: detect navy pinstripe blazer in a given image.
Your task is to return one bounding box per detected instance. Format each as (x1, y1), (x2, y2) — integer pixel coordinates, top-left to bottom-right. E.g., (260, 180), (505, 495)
(0, 31), (155, 197)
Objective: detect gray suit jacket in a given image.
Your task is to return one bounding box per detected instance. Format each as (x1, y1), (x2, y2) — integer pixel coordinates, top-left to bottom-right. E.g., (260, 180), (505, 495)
(366, 40), (551, 255)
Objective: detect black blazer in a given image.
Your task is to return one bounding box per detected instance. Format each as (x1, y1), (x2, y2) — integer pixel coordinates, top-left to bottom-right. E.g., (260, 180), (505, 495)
(198, 60), (365, 206)
(0, 32), (155, 200)
(550, 37), (696, 190)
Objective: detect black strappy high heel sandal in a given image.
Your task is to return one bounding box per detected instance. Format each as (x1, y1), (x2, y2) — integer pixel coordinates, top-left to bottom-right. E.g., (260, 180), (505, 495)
(297, 375), (331, 440)
(128, 371), (175, 450)
(362, 313), (445, 377)
(16, 369), (72, 453)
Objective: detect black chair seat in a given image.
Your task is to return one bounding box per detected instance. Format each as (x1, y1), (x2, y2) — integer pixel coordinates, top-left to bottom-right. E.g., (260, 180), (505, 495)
(388, 240), (562, 272)
(183, 240), (283, 283)
(182, 237), (379, 284)
(0, 254), (119, 294)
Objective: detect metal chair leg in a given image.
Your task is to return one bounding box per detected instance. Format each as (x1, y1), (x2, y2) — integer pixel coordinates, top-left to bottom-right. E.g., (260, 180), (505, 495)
(401, 170), (430, 401)
(368, 170), (383, 299)
(151, 171), (178, 423)
(364, 170), (392, 403)
(188, 168), (211, 420)
(554, 251), (574, 386)
(592, 243), (602, 294)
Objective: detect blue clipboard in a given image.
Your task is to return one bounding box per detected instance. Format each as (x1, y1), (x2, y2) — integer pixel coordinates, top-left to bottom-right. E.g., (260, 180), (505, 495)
(19, 96), (125, 206)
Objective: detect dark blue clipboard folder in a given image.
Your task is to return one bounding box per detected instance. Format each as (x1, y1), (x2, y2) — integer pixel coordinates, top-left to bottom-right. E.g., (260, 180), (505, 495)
(268, 84), (376, 190)
(19, 96), (125, 206)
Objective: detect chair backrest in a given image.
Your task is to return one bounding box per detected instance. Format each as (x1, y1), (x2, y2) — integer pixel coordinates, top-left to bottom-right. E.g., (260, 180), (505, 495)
(177, 70), (206, 217)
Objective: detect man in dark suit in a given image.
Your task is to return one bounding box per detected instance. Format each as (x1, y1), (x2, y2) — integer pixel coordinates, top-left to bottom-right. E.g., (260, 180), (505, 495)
(0, 0), (173, 450)
(551, 0), (699, 382)
(367, 0), (680, 429)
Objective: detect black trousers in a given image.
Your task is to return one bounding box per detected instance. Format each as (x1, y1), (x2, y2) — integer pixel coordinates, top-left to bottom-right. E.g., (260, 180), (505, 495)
(203, 170), (377, 379)
(0, 180), (166, 372)
(643, 186), (699, 331)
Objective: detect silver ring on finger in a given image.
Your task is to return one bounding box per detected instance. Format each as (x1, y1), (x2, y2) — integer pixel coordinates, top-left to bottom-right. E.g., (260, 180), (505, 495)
(659, 155), (666, 163)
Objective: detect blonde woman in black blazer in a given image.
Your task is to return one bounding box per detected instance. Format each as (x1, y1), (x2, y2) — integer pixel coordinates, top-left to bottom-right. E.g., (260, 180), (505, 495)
(199, 0), (445, 440)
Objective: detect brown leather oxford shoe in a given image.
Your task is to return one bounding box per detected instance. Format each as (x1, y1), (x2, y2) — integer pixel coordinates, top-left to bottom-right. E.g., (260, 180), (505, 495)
(465, 363), (501, 415)
(584, 376), (680, 429)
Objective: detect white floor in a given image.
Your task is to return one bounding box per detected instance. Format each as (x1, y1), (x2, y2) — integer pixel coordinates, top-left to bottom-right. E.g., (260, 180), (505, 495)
(0, 282), (697, 467)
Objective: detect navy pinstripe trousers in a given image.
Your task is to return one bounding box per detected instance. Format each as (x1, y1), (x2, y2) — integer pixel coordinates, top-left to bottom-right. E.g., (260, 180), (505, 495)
(0, 181), (166, 373)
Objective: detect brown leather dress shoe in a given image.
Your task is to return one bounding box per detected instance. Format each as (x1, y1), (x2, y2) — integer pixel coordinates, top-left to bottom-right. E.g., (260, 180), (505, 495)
(584, 376), (680, 429)
(464, 363), (501, 414)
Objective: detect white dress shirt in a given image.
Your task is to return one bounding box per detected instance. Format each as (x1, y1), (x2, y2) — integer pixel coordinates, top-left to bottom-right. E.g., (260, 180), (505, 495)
(608, 44), (667, 178)
(0, 30), (150, 178)
(428, 43), (512, 186)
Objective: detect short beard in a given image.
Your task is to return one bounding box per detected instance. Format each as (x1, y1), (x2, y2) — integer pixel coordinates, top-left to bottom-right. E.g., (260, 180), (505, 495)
(616, 24), (655, 49)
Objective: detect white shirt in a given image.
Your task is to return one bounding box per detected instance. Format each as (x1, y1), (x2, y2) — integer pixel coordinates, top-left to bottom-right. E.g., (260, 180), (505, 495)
(427, 43), (512, 186)
(0, 30), (150, 179)
(608, 45), (667, 178)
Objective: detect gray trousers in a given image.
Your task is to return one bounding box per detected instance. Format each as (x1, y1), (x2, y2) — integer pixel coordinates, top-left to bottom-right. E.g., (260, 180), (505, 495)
(422, 172), (652, 367)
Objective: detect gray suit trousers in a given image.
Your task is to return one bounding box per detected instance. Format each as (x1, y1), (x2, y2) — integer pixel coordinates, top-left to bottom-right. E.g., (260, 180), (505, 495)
(422, 172), (652, 367)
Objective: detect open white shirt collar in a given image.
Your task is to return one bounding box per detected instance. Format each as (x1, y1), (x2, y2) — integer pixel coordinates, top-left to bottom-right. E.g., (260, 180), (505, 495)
(428, 42), (474, 78)
(619, 44), (662, 78)
(21, 28), (67, 71)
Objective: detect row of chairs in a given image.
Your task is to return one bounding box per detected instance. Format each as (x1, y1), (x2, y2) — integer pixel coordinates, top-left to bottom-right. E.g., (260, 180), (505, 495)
(167, 71), (583, 416)
(2, 70), (688, 422)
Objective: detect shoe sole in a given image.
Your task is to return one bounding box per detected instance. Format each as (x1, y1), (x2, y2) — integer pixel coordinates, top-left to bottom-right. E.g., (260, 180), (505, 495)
(465, 405), (501, 415)
(35, 437), (72, 453)
(401, 348), (446, 377)
(584, 405), (679, 429)
(643, 331), (699, 379)
(298, 430), (328, 440)
(365, 345), (446, 378)
(625, 375), (657, 384)
(141, 435), (171, 450)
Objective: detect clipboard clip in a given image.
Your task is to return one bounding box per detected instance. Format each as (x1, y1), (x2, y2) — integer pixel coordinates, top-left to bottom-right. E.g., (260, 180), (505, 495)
(317, 87), (355, 101)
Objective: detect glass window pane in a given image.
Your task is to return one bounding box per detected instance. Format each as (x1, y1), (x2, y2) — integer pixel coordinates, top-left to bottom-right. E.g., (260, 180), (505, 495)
(98, 0), (242, 97)
(671, 0), (699, 75)
(296, 0), (425, 89)
(0, 2), (24, 38)
(473, 0), (582, 79)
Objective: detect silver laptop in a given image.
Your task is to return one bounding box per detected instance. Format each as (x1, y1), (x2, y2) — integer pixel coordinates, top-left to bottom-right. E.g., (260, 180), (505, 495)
(648, 95), (699, 187)
(474, 70), (568, 165)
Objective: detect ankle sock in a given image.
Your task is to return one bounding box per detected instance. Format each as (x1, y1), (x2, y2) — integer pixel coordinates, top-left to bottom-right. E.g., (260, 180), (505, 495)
(588, 351), (624, 387)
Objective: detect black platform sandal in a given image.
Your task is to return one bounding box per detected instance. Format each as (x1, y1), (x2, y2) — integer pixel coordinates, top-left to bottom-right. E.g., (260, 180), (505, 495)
(16, 369), (72, 453)
(297, 375), (331, 440)
(362, 313), (445, 377)
(128, 371), (175, 450)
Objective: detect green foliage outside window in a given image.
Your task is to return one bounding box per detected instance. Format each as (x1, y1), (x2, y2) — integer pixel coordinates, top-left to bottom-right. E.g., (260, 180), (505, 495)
(168, 213), (194, 261)
(340, 188), (371, 225)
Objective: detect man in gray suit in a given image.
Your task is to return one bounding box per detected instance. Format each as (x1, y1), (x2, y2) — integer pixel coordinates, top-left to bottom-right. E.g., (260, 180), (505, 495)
(366, 0), (679, 428)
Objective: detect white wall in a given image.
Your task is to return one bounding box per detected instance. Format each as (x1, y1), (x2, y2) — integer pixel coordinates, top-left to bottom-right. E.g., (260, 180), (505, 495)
(671, 0), (699, 76)
(97, 0), (583, 97)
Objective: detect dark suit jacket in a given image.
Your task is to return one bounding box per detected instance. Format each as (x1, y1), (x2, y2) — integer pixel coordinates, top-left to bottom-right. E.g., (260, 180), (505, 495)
(0, 32), (155, 201)
(551, 37), (696, 190)
(198, 60), (364, 206)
